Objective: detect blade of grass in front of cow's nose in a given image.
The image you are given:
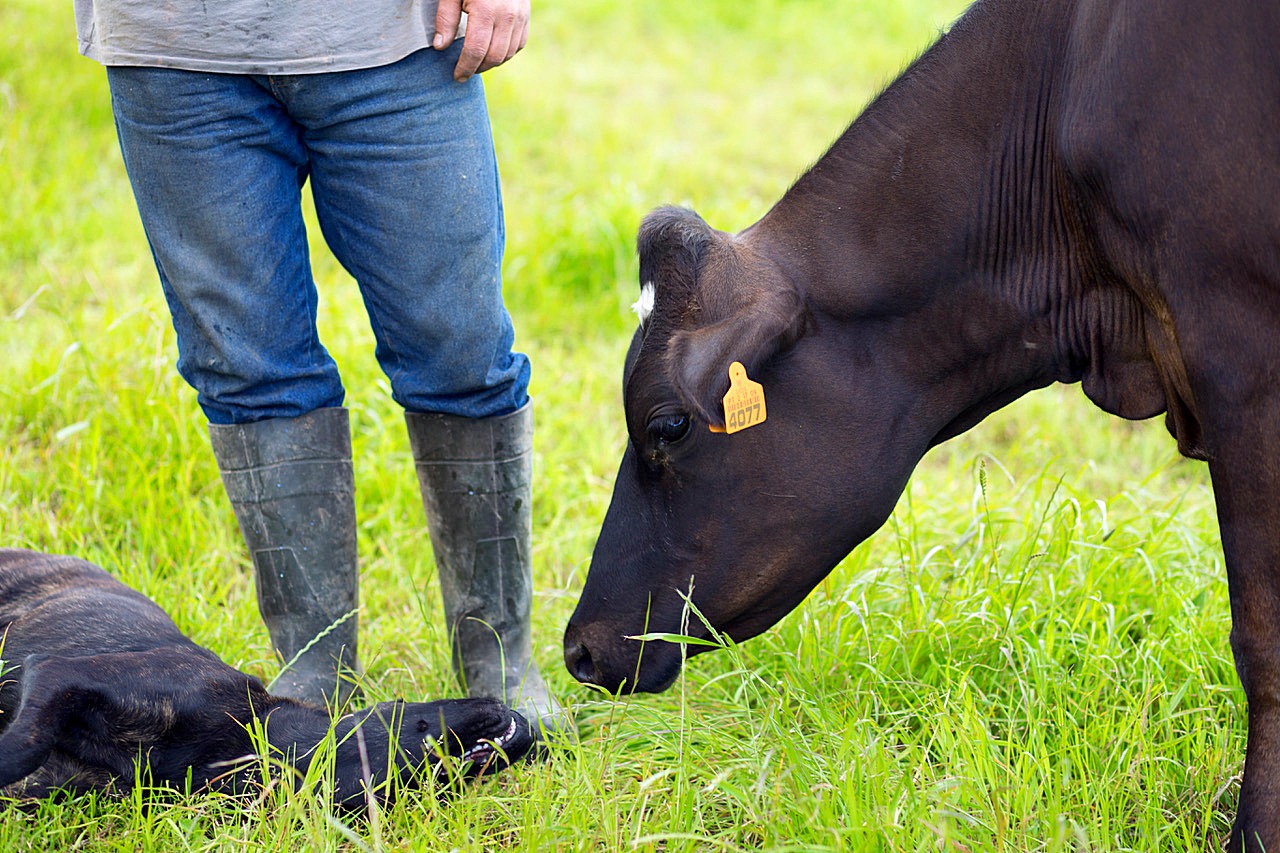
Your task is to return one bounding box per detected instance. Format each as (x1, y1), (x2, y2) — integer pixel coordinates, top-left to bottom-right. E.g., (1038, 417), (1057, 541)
(620, 584), (735, 694)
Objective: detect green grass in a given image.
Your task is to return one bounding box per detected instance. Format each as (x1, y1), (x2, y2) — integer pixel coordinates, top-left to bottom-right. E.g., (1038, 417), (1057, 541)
(0, 0), (1240, 850)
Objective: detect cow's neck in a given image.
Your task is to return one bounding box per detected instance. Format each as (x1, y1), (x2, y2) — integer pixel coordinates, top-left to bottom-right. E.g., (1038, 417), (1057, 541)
(748, 0), (1158, 446)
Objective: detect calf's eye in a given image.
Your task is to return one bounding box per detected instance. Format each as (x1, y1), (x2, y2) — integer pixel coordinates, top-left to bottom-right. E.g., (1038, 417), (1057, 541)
(652, 414), (691, 445)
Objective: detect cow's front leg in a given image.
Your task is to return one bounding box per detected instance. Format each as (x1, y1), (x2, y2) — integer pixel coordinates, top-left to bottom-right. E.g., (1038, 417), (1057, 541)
(1211, 439), (1280, 853)
(0, 656), (72, 790)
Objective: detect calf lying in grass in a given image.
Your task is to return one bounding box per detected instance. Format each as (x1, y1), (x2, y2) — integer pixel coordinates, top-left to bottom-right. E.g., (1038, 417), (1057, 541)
(0, 548), (533, 809)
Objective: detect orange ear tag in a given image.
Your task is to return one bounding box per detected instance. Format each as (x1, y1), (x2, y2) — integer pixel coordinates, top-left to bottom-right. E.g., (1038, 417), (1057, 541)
(708, 361), (767, 434)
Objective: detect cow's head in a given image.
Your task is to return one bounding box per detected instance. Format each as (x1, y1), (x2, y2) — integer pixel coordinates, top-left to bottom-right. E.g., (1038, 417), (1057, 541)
(563, 207), (938, 693)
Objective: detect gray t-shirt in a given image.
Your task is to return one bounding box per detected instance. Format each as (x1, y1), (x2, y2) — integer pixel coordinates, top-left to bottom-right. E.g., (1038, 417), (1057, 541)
(75, 0), (460, 75)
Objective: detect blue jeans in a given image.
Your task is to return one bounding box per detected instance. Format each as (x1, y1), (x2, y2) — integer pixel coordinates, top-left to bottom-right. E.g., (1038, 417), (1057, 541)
(106, 45), (530, 425)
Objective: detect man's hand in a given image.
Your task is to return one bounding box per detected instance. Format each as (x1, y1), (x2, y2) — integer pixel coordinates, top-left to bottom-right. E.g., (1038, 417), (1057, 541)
(434, 0), (530, 82)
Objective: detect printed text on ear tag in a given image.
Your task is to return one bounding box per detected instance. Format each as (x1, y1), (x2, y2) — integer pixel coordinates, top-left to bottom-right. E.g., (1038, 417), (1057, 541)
(708, 361), (767, 434)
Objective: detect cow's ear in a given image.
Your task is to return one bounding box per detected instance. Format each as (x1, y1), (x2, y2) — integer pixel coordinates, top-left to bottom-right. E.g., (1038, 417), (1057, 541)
(637, 206), (713, 305)
(665, 283), (807, 429)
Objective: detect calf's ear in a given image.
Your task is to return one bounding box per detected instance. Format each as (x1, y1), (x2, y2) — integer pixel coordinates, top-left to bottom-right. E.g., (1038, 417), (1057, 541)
(665, 282), (807, 430)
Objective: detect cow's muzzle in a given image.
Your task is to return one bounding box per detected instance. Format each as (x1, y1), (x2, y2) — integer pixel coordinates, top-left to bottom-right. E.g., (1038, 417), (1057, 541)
(562, 619), (683, 694)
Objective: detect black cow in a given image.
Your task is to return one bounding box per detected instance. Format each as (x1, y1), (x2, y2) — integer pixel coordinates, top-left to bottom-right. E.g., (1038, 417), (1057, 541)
(562, 0), (1279, 848)
(0, 549), (532, 807)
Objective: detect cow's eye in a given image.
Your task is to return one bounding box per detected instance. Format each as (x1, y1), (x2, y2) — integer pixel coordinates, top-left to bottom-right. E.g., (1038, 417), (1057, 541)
(651, 413), (691, 445)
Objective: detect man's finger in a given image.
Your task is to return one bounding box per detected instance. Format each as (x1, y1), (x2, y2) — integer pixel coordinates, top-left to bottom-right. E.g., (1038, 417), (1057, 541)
(477, 21), (518, 75)
(515, 17), (529, 54)
(453, 12), (492, 81)
(434, 0), (463, 50)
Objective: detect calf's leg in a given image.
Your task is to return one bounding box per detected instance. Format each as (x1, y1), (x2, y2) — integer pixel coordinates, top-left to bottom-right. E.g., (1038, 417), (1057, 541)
(0, 658), (76, 790)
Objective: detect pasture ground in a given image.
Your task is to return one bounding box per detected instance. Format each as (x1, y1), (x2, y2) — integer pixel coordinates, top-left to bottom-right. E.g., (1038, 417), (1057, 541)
(1, 0), (1238, 849)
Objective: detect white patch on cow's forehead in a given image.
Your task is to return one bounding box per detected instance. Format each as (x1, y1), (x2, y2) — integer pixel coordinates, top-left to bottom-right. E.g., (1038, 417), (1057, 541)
(631, 281), (656, 326)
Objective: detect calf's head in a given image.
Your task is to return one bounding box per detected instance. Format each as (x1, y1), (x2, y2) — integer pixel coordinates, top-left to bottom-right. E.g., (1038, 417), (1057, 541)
(564, 207), (936, 693)
(273, 698), (532, 809)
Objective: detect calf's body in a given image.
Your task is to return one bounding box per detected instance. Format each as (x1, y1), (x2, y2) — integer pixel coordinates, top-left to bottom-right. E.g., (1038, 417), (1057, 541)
(564, 0), (1280, 848)
(0, 548), (531, 807)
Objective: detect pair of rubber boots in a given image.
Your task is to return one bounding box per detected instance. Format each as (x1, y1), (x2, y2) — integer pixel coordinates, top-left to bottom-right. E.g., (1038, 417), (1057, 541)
(207, 404), (562, 738)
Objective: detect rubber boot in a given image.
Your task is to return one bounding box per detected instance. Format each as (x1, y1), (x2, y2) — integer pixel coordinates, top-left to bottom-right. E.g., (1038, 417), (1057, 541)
(209, 407), (360, 707)
(405, 402), (566, 739)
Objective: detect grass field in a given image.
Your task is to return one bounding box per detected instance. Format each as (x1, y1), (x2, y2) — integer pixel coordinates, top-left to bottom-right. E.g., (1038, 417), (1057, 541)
(0, 0), (1241, 850)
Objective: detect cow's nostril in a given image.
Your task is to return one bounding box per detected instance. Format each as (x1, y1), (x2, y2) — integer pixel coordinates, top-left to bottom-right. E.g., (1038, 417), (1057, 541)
(565, 640), (599, 685)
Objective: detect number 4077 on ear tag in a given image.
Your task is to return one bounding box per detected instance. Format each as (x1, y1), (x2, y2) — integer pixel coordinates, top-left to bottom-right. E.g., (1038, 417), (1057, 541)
(708, 361), (767, 434)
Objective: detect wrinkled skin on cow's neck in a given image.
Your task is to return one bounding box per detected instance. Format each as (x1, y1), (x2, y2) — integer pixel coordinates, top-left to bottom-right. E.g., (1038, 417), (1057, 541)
(566, 1), (1280, 849)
